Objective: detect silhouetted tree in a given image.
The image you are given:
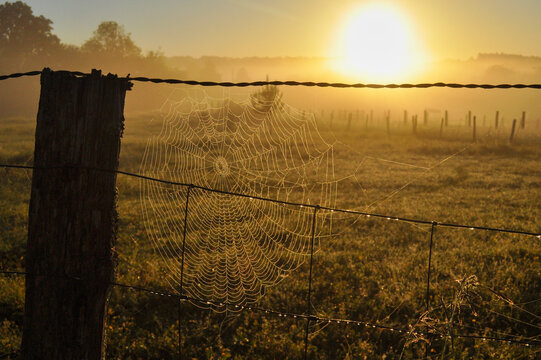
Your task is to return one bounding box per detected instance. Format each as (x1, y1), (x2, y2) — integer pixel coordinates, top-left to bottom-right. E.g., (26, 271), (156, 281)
(0, 1), (60, 68)
(82, 21), (141, 58)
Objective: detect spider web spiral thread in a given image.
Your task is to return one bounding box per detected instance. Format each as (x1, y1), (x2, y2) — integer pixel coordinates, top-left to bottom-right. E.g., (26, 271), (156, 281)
(140, 89), (337, 310)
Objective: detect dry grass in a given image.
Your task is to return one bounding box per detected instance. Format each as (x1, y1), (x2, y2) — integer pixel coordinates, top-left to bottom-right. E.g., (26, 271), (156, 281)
(1, 112), (539, 359)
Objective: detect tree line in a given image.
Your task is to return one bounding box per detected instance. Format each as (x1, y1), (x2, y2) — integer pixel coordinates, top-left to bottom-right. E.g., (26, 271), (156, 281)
(0, 1), (174, 76)
(0, 1), (197, 115)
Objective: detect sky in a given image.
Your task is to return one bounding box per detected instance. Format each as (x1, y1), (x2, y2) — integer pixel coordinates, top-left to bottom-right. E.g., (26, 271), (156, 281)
(23, 0), (541, 60)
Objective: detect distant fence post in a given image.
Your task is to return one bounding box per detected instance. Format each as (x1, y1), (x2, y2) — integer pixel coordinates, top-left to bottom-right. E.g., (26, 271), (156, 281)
(509, 119), (517, 143)
(472, 116), (477, 142)
(21, 68), (131, 360)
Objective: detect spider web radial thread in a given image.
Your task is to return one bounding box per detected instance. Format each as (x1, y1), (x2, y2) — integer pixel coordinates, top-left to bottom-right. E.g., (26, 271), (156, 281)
(140, 91), (336, 310)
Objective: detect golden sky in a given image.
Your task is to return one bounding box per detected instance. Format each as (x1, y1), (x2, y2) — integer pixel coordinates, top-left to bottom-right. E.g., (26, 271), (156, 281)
(24, 0), (541, 59)
(19, 0), (541, 83)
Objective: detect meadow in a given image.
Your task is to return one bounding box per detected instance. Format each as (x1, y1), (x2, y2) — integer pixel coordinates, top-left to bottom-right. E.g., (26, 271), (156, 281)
(1, 107), (540, 359)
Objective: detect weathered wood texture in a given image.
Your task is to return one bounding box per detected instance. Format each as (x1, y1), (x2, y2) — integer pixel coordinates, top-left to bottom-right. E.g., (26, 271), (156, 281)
(21, 69), (131, 360)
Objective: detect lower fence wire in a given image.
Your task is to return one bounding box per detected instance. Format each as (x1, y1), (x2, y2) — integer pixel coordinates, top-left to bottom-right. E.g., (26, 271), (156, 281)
(0, 270), (539, 348)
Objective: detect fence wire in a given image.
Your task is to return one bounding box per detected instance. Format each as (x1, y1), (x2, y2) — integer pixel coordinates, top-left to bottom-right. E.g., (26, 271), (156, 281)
(1, 163), (538, 237)
(0, 270), (538, 348)
(2, 70), (541, 89)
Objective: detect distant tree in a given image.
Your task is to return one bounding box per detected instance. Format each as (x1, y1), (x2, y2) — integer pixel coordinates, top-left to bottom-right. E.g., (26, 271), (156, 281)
(0, 1), (60, 66)
(82, 21), (141, 58)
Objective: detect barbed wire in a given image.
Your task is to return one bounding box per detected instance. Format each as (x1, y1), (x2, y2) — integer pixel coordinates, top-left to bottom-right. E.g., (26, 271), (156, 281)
(2, 70), (541, 89)
(1, 270), (538, 347)
(2, 163), (539, 238)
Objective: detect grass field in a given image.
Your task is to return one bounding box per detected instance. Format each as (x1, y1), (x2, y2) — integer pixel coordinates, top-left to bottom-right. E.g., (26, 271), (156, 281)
(1, 109), (540, 359)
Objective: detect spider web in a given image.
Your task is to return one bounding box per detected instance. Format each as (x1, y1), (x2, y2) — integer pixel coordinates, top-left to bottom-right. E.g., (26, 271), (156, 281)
(140, 87), (336, 310)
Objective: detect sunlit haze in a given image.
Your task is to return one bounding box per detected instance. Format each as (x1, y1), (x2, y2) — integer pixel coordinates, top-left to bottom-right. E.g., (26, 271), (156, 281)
(331, 3), (428, 82)
(3, 0), (541, 116)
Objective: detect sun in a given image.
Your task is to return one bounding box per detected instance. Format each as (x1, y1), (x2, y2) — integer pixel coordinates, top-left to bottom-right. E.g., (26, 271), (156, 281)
(332, 4), (426, 82)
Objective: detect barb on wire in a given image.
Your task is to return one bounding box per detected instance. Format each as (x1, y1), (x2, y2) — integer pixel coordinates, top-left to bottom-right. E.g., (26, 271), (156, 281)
(1, 70), (541, 90)
(2, 163), (539, 238)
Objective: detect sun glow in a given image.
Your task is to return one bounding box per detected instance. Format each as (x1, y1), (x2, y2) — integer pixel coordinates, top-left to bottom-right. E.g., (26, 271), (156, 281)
(332, 4), (427, 82)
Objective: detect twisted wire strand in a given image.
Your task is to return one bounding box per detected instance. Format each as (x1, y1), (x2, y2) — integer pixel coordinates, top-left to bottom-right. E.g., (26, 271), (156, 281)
(2, 70), (541, 89)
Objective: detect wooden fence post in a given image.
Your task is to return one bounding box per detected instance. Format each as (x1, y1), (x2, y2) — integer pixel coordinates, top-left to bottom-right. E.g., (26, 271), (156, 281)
(21, 69), (131, 360)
